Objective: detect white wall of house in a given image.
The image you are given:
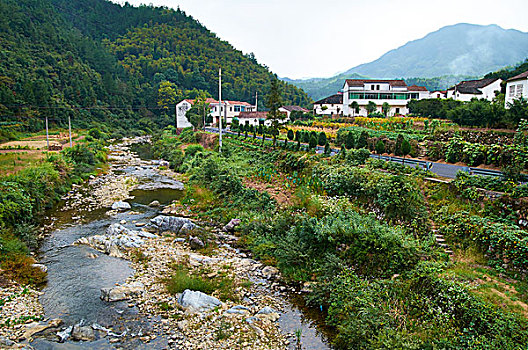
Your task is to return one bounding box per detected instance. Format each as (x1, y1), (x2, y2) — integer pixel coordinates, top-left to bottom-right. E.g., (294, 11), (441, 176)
(431, 91), (446, 99)
(313, 103), (343, 116)
(505, 79), (528, 108)
(175, 100), (194, 128)
(447, 79), (502, 102)
(211, 103), (255, 125)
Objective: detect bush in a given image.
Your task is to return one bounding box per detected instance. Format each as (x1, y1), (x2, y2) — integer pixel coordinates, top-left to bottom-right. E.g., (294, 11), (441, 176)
(185, 144), (205, 158)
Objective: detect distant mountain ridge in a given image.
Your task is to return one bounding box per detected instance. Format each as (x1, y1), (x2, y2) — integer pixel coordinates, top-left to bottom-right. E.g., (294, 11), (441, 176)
(284, 23), (528, 100)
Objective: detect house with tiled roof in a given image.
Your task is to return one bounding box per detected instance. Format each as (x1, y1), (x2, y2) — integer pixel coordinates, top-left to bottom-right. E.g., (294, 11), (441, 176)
(236, 111), (288, 127)
(446, 78), (502, 102)
(431, 90), (447, 99)
(278, 105), (310, 118)
(505, 70), (528, 108)
(176, 98), (255, 127)
(313, 93), (343, 116)
(342, 79), (429, 117)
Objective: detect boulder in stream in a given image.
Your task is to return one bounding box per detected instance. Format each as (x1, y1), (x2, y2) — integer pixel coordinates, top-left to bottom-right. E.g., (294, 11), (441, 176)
(148, 215), (198, 234)
(71, 324), (95, 342)
(177, 289), (222, 313)
(100, 282), (145, 302)
(111, 201), (131, 211)
(148, 200), (160, 207)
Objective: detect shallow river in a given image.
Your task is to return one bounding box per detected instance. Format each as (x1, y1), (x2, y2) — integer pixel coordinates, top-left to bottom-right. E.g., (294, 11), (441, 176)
(31, 140), (333, 349)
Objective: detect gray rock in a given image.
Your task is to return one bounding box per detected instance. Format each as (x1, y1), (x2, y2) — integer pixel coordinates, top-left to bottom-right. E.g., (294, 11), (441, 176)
(71, 324), (95, 342)
(32, 263), (48, 273)
(222, 218), (241, 232)
(148, 200), (160, 207)
(100, 282), (144, 302)
(189, 237), (204, 250)
(149, 215), (197, 233)
(57, 326), (73, 343)
(257, 306), (277, 315)
(0, 336), (15, 347)
(177, 289), (222, 312)
(111, 201), (131, 211)
(106, 223), (133, 236)
(261, 266), (280, 279)
(225, 305), (251, 315)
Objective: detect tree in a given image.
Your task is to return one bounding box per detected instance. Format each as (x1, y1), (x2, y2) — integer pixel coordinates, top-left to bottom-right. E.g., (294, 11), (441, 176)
(187, 94), (209, 129)
(375, 139), (385, 158)
(287, 129), (294, 141)
(318, 132), (327, 146)
(345, 132), (355, 150)
(309, 135), (317, 149)
(324, 142), (330, 155)
(157, 80), (178, 109)
(357, 131), (368, 149)
(349, 101), (359, 117)
(382, 102), (390, 117)
(394, 134), (404, 156)
(265, 78), (284, 146)
(366, 101), (377, 115)
(507, 98), (528, 126)
(401, 139), (411, 165)
(295, 130), (301, 141)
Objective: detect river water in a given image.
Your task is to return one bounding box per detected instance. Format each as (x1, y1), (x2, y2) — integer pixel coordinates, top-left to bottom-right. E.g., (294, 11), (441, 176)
(30, 140), (333, 349)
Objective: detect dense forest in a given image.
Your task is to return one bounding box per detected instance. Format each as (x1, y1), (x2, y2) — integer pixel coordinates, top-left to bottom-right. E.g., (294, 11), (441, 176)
(0, 0), (312, 134)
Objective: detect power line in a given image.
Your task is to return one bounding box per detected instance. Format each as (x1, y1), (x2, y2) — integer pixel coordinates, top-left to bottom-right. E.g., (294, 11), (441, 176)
(1, 104), (166, 110)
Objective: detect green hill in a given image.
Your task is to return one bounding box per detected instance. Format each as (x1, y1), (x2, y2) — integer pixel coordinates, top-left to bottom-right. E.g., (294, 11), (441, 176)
(0, 0), (312, 132)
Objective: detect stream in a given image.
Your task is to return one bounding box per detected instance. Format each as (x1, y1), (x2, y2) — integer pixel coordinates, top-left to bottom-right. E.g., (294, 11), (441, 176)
(30, 138), (333, 349)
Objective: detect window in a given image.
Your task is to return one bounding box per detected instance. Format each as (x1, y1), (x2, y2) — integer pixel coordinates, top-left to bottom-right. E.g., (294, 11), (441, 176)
(395, 108), (400, 114)
(394, 94), (408, 100)
(410, 93), (419, 99)
(234, 106), (241, 112)
(510, 85), (516, 97)
(516, 84), (524, 98)
(376, 85), (380, 90)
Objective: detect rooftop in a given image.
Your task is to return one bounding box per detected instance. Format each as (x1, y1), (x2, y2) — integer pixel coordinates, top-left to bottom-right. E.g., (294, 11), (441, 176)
(314, 94), (343, 105)
(447, 78), (501, 94)
(507, 70), (528, 82)
(280, 105), (310, 112)
(345, 79), (407, 87)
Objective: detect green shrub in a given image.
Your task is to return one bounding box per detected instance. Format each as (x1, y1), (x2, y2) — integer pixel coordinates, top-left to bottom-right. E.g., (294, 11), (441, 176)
(185, 144), (205, 158)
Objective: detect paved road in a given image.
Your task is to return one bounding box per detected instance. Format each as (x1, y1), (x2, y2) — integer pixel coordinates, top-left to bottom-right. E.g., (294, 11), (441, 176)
(205, 127), (504, 180)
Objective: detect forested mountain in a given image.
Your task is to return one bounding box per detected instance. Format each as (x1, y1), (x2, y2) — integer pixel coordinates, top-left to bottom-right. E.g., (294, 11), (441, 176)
(285, 23), (528, 99)
(0, 0), (312, 132)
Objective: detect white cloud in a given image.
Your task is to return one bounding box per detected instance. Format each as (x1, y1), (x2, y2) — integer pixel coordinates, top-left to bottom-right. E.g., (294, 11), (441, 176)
(112, 0), (528, 79)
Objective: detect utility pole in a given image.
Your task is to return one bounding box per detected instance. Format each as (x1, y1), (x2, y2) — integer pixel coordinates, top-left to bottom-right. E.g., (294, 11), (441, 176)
(174, 104), (178, 129)
(68, 114), (72, 147)
(218, 68), (222, 153)
(255, 91), (258, 112)
(45, 115), (49, 151)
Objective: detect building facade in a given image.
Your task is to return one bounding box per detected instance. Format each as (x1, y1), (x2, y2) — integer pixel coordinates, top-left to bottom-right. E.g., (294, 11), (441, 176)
(342, 79), (429, 117)
(313, 93), (343, 116)
(237, 111), (288, 127)
(446, 78), (502, 102)
(505, 71), (528, 108)
(175, 98), (255, 127)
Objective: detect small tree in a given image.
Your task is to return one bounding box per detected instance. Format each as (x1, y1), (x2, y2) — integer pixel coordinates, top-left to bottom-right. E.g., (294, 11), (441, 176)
(309, 135), (317, 149)
(394, 134), (404, 156)
(375, 139), (385, 158)
(356, 131), (369, 149)
(295, 130), (301, 141)
(324, 142), (331, 155)
(382, 102), (390, 117)
(401, 139), (411, 165)
(296, 139), (301, 151)
(349, 101), (359, 117)
(366, 101), (377, 115)
(318, 132), (327, 146)
(345, 132), (355, 149)
(287, 129), (294, 141)
(265, 78), (284, 145)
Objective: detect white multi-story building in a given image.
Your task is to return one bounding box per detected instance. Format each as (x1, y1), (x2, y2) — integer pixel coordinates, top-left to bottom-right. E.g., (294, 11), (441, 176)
(505, 70), (528, 108)
(175, 98), (255, 127)
(313, 94), (343, 116)
(342, 79), (429, 117)
(446, 78), (502, 102)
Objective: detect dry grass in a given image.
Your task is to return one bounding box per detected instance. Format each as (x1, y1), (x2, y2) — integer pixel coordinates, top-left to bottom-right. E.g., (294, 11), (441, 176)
(0, 152), (47, 176)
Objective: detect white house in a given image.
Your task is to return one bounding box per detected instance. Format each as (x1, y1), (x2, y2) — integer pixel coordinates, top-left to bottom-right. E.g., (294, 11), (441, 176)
(342, 79), (429, 117)
(446, 78), (502, 102)
(430, 90), (447, 99)
(505, 70), (528, 108)
(278, 105), (310, 118)
(175, 98), (255, 127)
(237, 111), (289, 127)
(313, 93), (343, 116)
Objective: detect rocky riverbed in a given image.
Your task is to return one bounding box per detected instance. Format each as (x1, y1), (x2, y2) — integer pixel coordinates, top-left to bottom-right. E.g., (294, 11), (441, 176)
(1, 137), (331, 350)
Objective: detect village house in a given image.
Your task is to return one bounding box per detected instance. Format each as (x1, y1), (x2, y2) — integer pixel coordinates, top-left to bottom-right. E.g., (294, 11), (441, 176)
(341, 79), (429, 117)
(175, 98), (256, 127)
(236, 111), (288, 127)
(446, 78), (502, 102)
(504, 70), (528, 108)
(278, 105), (310, 118)
(430, 90), (447, 99)
(313, 93), (343, 116)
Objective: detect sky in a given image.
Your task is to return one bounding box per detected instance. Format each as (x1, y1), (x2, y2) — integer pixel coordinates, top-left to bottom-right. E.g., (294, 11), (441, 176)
(112, 0), (528, 79)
